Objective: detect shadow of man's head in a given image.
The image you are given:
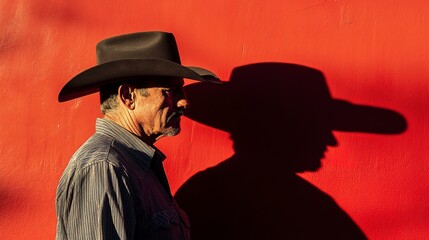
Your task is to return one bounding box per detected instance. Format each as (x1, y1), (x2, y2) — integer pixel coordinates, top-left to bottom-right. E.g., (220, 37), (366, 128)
(184, 62), (406, 172)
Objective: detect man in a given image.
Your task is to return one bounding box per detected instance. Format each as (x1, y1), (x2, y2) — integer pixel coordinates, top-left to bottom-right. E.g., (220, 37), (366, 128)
(56, 31), (220, 240)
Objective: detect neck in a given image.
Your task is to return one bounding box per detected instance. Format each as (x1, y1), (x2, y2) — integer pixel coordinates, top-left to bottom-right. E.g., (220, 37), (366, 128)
(104, 111), (156, 145)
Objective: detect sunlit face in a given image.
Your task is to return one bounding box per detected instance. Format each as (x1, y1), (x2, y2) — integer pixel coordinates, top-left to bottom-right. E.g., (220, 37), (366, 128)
(133, 78), (187, 141)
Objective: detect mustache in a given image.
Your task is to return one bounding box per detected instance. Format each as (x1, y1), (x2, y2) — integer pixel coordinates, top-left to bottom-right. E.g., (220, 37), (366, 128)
(167, 109), (184, 123)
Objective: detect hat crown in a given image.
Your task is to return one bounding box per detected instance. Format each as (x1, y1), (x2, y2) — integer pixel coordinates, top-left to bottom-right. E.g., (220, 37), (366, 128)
(96, 31), (182, 65)
(59, 31), (220, 102)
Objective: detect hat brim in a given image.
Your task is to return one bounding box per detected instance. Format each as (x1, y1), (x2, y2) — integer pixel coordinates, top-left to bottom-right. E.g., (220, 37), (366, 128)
(183, 81), (407, 135)
(58, 58), (221, 102)
(328, 99), (407, 134)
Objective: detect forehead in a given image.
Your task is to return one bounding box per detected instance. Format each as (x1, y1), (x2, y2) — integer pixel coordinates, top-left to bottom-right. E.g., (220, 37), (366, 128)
(132, 77), (185, 88)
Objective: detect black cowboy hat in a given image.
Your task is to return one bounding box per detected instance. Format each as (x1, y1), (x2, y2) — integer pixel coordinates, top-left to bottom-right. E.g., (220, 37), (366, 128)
(58, 31), (221, 102)
(184, 63), (407, 134)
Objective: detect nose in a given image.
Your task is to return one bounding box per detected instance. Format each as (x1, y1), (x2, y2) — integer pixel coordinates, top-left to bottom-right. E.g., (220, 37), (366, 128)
(175, 88), (188, 109)
(177, 98), (188, 109)
(326, 131), (338, 147)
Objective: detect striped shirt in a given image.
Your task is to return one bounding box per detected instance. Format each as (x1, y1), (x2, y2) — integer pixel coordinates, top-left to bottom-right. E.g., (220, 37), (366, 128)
(56, 118), (190, 240)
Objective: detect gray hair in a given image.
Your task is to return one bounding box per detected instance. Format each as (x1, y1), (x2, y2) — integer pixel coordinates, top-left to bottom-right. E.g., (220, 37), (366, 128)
(100, 84), (149, 115)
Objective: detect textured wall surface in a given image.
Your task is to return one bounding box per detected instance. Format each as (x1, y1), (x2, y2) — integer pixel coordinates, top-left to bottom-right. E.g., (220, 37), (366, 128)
(0, 0), (428, 239)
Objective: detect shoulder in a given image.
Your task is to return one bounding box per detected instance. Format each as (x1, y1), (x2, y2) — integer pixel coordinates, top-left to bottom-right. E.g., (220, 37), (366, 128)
(70, 133), (129, 169)
(58, 133), (131, 187)
(56, 134), (132, 198)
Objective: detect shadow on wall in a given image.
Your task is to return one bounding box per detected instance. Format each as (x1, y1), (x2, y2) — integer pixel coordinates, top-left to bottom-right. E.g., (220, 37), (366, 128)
(0, 187), (23, 219)
(175, 63), (407, 240)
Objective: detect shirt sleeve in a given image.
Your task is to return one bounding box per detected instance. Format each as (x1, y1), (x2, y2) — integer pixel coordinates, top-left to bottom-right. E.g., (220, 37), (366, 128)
(59, 161), (136, 240)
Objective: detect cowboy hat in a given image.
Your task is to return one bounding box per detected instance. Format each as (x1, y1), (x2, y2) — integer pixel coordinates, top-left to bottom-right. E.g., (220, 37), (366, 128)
(183, 63), (407, 134)
(58, 31), (221, 102)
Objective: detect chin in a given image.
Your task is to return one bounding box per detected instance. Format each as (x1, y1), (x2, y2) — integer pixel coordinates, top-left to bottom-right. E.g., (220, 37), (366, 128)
(155, 128), (180, 141)
(164, 127), (181, 137)
(290, 158), (322, 173)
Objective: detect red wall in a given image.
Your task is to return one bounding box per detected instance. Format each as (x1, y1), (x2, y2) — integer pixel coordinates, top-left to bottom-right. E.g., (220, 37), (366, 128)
(0, 0), (428, 239)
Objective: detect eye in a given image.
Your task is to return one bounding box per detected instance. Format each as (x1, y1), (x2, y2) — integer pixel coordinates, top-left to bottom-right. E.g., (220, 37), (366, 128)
(162, 89), (174, 97)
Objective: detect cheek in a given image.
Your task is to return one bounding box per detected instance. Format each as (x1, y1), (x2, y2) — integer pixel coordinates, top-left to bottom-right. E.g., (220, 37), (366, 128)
(158, 108), (169, 121)
(138, 93), (171, 125)
(152, 103), (170, 125)
(137, 104), (158, 122)
(157, 99), (172, 121)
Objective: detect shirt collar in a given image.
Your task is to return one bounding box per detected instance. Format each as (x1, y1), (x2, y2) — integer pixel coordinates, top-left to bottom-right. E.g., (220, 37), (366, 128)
(95, 118), (166, 167)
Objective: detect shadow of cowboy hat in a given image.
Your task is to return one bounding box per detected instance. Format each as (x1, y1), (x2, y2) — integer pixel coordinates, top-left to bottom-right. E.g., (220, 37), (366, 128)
(183, 62), (407, 134)
(58, 31), (221, 102)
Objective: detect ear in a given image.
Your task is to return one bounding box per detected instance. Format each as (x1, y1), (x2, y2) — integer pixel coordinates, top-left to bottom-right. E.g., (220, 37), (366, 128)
(118, 84), (136, 110)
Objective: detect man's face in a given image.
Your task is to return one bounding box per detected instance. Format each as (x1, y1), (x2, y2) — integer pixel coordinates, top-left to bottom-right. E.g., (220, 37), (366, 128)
(133, 78), (188, 141)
